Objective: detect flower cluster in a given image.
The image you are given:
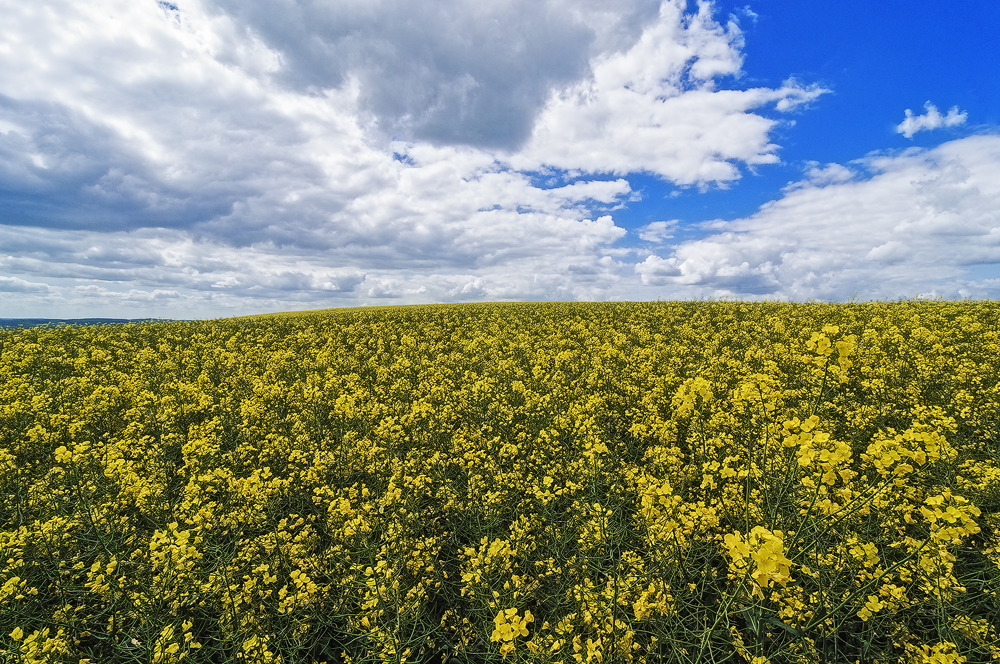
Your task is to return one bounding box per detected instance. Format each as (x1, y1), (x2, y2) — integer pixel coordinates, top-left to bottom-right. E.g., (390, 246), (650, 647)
(0, 300), (998, 663)
(492, 608), (534, 659)
(724, 527), (794, 599)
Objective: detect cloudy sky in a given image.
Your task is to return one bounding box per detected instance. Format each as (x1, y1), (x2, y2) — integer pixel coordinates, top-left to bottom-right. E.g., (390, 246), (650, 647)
(1, 0), (998, 317)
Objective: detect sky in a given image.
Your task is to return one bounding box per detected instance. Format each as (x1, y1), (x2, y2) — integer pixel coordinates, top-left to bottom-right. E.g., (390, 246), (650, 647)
(1, 0), (999, 318)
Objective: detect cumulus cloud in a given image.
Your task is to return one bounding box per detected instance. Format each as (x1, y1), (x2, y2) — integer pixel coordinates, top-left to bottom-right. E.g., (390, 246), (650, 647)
(897, 102), (968, 139)
(636, 134), (1000, 300)
(0, 0), (840, 316)
(637, 220), (679, 242)
(209, 0), (659, 150)
(0, 0), (378, 234)
(799, 162), (855, 187)
(510, 2), (827, 183)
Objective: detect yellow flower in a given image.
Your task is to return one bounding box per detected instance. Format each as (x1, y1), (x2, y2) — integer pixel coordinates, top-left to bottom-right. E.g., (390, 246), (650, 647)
(491, 608), (533, 643)
(10, 626), (24, 640)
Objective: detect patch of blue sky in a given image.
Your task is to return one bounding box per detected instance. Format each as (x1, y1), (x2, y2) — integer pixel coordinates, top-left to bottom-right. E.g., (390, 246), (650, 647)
(716, 0), (999, 163)
(599, 0), (1000, 247)
(965, 263), (1000, 282)
(523, 165), (811, 247)
(612, 170), (791, 238)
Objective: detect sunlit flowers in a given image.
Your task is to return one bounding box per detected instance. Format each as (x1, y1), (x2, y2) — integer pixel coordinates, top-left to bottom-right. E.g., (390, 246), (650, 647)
(723, 527), (794, 598)
(491, 608), (534, 659)
(0, 301), (997, 663)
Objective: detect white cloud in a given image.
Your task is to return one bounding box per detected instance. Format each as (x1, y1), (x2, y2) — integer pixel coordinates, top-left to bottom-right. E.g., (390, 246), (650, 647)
(637, 220), (679, 242)
(635, 254), (681, 283)
(897, 102), (968, 139)
(636, 134), (1000, 300)
(800, 162), (855, 187)
(7, 133), (1000, 315)
(734, 5), (758, 24)
(864, 240), (909, 265)
(509, 2), (827, 184)
(0, 276), (52, 293)
(207, 0), (645, 150)
(0, 0), (837, 316)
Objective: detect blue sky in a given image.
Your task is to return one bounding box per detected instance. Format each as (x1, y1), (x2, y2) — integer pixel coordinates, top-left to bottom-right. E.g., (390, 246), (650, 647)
(615, 0), (1000, 231)
(1, 0), (998, 317)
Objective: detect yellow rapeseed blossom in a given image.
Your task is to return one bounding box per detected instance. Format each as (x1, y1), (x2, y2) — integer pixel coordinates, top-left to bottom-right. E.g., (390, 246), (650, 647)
(0, 301), (997, 663)
(724, 527), (794, 598)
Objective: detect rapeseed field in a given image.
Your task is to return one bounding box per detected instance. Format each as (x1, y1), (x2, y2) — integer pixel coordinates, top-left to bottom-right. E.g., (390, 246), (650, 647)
(1, 301), (998, 664)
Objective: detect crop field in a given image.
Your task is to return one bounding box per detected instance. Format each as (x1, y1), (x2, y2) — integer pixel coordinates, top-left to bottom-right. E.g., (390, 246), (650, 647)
(1, 300), (998, 664)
